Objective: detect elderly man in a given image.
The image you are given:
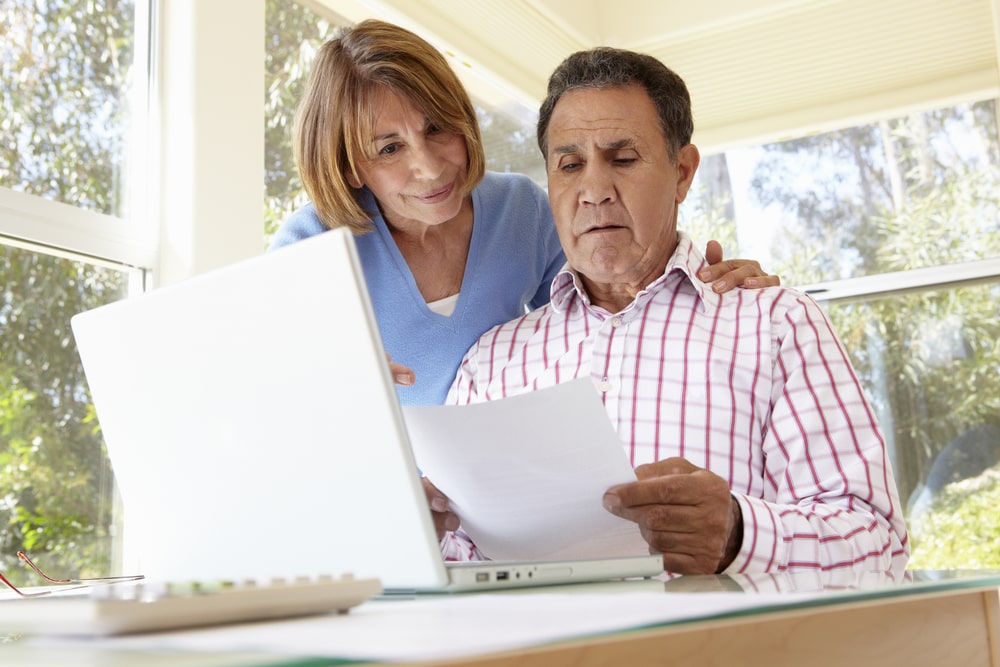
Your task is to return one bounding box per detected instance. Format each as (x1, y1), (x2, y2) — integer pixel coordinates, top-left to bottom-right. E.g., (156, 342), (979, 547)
(437, 47), (908, 576)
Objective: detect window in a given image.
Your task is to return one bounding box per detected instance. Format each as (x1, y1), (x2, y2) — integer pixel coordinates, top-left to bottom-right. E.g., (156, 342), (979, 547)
(826, 283), (1000, 568)
(1, 0), (146, 585)
(683, 99), (1000, 567)
(264, 0), (339, 241)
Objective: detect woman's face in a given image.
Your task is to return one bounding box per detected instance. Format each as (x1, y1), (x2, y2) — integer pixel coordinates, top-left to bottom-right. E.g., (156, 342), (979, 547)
(349, 88), (470, 231)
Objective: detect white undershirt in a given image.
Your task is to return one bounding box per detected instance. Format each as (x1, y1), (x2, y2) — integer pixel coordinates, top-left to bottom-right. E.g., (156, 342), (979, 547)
(427, 292), (459, 316)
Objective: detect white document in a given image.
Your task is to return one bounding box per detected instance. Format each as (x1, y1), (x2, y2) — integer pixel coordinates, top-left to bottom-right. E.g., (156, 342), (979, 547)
(402, 379), (651, 561)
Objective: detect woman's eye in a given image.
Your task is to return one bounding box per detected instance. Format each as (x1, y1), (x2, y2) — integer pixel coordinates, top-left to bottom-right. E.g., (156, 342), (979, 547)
(379, 143), (400, 156)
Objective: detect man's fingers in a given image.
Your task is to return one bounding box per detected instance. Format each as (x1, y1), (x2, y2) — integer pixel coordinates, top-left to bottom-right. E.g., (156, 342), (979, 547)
(635, 457), (697, 479)
(422, 477), (460, 538)
(606, 472), (706, 510)
(632, 508), (735, 575)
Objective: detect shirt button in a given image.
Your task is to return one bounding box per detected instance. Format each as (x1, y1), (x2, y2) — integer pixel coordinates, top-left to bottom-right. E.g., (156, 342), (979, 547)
(598, 379), (613, 392)
(611, 317), (623, 328)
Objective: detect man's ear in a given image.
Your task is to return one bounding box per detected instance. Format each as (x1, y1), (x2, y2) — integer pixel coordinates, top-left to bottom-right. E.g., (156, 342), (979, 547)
(674, 143), (700, 204)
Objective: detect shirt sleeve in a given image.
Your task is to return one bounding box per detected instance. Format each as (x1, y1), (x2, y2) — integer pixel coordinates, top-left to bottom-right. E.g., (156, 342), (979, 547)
(445, 336), (485, 406)
(440, 529), (488, 561)
(725, 291), (909, 575)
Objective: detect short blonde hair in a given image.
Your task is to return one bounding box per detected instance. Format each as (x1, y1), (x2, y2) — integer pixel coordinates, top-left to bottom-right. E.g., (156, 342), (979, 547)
(294, 19), (486, 234)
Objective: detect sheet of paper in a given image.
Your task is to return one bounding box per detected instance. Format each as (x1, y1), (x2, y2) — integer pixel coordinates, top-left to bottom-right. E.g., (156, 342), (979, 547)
(402, 378), (651, 561)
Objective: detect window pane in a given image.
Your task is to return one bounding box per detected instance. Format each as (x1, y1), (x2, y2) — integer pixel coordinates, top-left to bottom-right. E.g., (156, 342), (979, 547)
(683, 99), (1000, 285)
(478, 107), (544, 186)
(0, 0), (136, 217)
(825, 281), (1000, 569)
(264, 0), (339, 242)
(0, 243), (138, 585)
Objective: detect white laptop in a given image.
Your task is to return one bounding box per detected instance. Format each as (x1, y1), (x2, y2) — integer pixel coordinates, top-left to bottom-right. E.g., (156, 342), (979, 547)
(70, 227), (663, 593)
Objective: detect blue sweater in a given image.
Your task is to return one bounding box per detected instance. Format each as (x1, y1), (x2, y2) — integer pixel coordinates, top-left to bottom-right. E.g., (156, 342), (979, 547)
(270, 172), (566, 405)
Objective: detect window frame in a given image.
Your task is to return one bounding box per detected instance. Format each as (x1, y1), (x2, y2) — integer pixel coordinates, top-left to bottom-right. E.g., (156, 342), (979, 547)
(0, 0), (268, 287)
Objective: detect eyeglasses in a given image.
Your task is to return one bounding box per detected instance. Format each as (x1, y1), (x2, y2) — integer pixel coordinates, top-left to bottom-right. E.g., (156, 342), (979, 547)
(0, 551), (144, 598)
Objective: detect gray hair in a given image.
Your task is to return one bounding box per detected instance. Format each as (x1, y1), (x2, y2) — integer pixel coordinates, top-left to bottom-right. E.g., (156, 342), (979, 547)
(537, 47), (693, 161)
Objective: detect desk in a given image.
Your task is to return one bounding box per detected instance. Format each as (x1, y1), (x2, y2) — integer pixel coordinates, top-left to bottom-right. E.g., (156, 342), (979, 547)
(3, 570), (999, 667)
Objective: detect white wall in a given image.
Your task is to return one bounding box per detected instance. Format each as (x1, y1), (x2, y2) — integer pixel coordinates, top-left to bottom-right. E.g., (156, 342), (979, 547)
(155, 0), (265, 286)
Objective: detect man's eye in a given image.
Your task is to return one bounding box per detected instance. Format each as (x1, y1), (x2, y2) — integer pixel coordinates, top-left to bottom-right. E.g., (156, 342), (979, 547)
(559, 162), (582, 172)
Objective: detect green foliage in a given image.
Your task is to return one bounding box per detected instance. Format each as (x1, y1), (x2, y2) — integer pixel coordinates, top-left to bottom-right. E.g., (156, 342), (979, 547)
(1, 0), (133, 584)
(263, 0), (337, 243)
(0, 245), (127, 584)
(908, 466), (1000, 569)
(756, 102), (1000, 285)
(0, 0), (134, 214)
(681, 154), (740, 253)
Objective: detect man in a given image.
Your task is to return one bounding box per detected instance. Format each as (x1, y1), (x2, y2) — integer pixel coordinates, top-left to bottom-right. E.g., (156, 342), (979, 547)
(438, 47), (908, 576)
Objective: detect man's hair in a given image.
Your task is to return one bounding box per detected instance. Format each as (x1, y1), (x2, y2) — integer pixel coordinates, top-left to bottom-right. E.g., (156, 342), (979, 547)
(293, 19), (485, 233)
(537, 47), (693, 161)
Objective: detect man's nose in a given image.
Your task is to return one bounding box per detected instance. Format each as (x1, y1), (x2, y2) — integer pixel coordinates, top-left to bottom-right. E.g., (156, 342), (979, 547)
(579, 163), (615, 206)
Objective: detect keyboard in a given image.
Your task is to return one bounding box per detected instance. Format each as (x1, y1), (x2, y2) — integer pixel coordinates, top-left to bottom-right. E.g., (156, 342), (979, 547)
(0, 574), (382, 636)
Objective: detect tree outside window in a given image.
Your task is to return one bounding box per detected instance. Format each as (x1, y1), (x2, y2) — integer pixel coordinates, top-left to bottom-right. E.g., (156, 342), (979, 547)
(1, 0), (138, 584)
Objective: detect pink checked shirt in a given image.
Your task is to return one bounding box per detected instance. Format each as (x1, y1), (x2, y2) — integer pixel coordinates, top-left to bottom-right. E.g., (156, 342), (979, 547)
(442, 233), (909, 576)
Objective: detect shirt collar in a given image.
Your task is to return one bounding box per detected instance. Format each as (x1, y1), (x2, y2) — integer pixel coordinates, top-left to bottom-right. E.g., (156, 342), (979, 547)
(549, 232), (719, 315)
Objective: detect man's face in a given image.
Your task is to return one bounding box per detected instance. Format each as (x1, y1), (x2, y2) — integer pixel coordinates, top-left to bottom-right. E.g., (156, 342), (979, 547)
(544, 84), (699, 297)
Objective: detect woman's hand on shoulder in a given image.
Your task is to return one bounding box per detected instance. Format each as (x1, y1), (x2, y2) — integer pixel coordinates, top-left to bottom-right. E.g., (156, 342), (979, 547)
(698, 239), (780, 293)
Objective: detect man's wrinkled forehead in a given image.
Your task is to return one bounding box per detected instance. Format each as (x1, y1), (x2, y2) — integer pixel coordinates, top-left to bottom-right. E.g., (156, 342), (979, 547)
(546, 87), (661, 157)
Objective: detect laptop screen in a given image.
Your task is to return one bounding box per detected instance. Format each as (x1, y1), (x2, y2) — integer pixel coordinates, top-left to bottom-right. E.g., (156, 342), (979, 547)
(72, 228), (450, 588)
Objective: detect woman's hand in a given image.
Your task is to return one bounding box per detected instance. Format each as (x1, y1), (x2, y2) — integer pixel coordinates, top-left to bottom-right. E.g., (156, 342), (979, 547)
(699, 240), (780, 293)
(386, 354), (415, 386)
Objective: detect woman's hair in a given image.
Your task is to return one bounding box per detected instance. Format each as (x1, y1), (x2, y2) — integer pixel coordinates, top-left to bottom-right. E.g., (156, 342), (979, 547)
(537, 47), (692, 162)
(294, 19), (485, 233)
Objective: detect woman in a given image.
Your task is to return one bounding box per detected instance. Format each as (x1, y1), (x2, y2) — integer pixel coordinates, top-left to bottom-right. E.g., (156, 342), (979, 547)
(270, 19), (775, 406)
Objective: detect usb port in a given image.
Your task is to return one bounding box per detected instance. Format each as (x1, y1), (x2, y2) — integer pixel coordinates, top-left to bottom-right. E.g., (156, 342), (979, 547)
(475, 572), (490, 582)
(496, 571), (509, 581)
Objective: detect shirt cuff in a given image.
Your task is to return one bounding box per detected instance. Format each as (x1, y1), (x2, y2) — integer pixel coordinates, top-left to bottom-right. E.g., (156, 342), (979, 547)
(439, 528), (488, 562)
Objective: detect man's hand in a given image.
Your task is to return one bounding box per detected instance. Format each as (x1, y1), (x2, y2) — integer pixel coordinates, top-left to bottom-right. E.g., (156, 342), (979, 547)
(699, 239), (780, 293)
(602, 457), (743, 574)
(422, 477), (460, 540)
